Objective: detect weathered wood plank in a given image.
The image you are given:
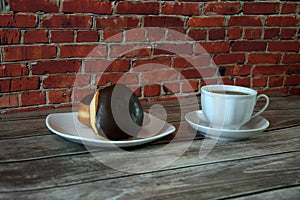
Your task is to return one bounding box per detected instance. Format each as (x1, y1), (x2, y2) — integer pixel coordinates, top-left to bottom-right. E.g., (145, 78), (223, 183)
(0, 125), (299, 192)
(0, 118), (50, 139)
(235, 185), (300, 200)
(0, 152), (299, 199)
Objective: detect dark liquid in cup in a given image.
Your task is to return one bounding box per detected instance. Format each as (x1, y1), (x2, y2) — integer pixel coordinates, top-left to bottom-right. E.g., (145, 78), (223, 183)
(209, 90), (249, 95)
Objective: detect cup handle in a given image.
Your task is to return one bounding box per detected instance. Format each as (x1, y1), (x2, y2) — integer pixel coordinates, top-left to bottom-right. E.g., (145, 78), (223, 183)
(251, 94), (270, 119)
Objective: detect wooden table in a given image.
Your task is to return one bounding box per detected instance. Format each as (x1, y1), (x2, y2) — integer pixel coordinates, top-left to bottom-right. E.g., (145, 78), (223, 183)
(1, 94), (299, 199)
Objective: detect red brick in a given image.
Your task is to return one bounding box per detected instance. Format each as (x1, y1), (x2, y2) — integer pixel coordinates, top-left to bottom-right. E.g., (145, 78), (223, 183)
(116, 1), (159, 14)
(162, 2), (200, 15)
(130, 86), (142, 97)
(180, 68), (216, 79)
(269, 76), (284, 87)
(0, 14), (36, 28)
(244, 28), (262, 39)
(188, 29), (206, 41)
(144, 16), (184, 27)
(62, 0), (112, 14)
(154, 43), (193, 55)
(3, 45), (56, 62)
(248, 54), (281, 64)
(77, 30), (99, 42)
(236, 77), (251, 87)
(125, 29), (145, 42)
(280, 29), (297, 39)
(43, 74), (90, 89)
(220, 65), (251, 76)
(221, 77), (234, 85)
(290, 88), (300, 95)
(188, 17), (224, 27)
(264, 28), (279, 39)
(10, 77), (40, 92)
(281, 3), (298, 14)
(133, 64), (168, 73)
(97, 73), (138, 86)
(226, 28), (242, 40)
(228, 16), (263, 26)
(252, 76), (267, 87)
(285, 65), (300, 75)
(268, 41), (299, 52)
(133, 57), (171, 69)
(141, 69), (177, 84)
(146, 28), (165, 42)
(266, 16), (298, 27)
(253, 66), (285, 75)
(50, 30), (74, 43)
(73, 89), (94, 102)
(165, 28), (186, 41)
(204, 2), (240, 15)
(144, 84), (161, 97)
(197, 42), (230, 53)
(0, 79), (10, 92)
(60, 45), (106, 58)
(243, 2), (280, 14)
(23, 30), (48, 44)
(173, 55), (211, 68)
(96, 74), (122, 86)
(182, 81), (198, 93)
(260, 88), (288, 95)
(200, 79), (218, 87)
(9, 0), (59, 12)
(96, 16), (139, 28)
(48, 89), (71, 104)
(32, 60), (81, 75)
(84, 59), (130, 73)
(0, 64), (28, 77)
(231, 41), (266, 52)
(103, 30), (123, 42)
(110, 44), (151, 58)
(0, 30), (20, 45)
(40, 14), (91, 28)
(208, 29), (225, 40)
(0, 94), (19, 108)
(163, 82), (180, 94)
(21, 91), (46, 106)
(282, 54), (300, 64)
(285, 75), (300, 86)
(214, 53), (245, 65)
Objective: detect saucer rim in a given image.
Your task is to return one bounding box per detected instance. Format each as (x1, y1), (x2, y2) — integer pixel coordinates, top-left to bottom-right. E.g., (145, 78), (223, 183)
(185, 110), (269, 133)
(185, 110), (270, 141)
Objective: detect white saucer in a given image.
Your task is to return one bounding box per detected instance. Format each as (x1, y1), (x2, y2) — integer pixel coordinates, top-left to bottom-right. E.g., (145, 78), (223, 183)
(46, 112), (175, 148)
(185, 110), (269, 141)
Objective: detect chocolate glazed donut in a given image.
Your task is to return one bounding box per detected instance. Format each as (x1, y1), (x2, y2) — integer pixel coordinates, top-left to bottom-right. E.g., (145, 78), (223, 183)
(96, 84), (143, 140)
(78, 84), (144, 141)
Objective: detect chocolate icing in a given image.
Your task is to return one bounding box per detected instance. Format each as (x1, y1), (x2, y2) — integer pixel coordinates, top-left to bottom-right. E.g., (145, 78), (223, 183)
(95, 84), (143, 140)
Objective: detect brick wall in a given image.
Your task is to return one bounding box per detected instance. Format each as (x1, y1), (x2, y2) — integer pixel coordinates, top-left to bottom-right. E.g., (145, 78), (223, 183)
(0, 0), (299, 114)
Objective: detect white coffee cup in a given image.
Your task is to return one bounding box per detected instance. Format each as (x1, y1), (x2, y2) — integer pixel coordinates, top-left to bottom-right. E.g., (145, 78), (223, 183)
(201, 85), (269, 130)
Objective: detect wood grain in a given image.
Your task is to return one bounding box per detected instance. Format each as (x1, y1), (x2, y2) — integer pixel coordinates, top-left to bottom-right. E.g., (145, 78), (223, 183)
(1, 152), (299, 199)
(0, 95), (299, 199)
